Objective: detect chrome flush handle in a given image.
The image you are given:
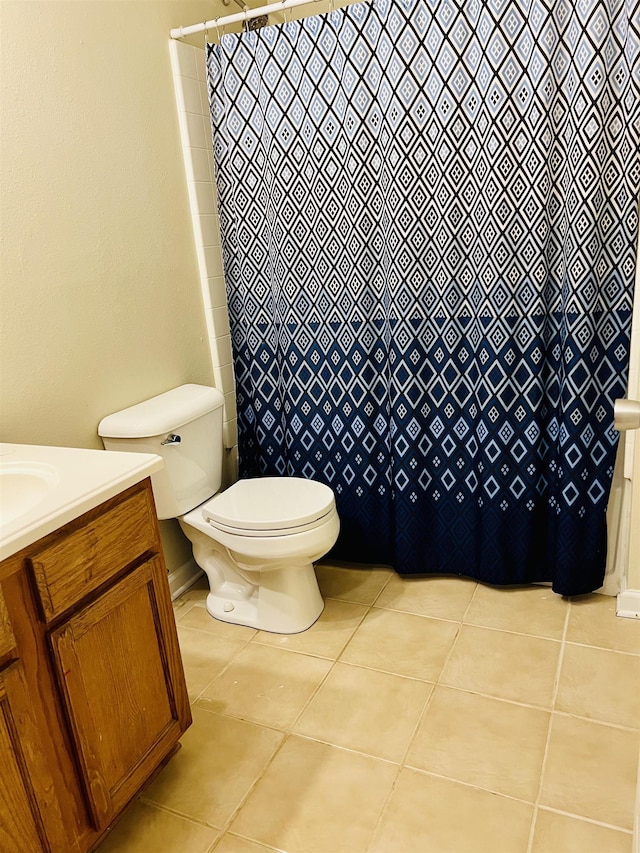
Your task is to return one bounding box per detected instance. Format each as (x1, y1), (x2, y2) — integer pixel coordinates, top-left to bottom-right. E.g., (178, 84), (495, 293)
(160, 433), (182, 446)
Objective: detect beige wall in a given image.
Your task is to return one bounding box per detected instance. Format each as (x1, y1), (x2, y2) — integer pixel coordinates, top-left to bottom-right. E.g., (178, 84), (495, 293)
(0, 1), (227, 568)
(0, 1), (227, 447)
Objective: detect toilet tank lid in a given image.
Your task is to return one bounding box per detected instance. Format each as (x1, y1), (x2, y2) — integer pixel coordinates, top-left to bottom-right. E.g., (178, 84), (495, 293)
(98, 384), (224, 439)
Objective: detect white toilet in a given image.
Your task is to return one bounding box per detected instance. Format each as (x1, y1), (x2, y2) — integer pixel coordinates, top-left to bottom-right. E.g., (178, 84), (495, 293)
(98, 384), (339, 633)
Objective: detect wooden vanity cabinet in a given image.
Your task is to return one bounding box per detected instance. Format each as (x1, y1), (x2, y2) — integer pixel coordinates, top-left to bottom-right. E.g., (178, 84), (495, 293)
(0, 478), (191, 853)
(0, 660), (51, 852)
(0, 589), (58, 853)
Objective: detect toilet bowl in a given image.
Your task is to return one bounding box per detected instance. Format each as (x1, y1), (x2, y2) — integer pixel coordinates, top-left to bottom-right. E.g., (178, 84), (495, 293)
(98, 385), (340, 634)
(181, 477), (340, 633)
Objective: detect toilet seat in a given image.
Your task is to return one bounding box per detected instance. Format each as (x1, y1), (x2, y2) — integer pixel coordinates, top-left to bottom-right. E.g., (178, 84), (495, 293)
(200, 476), (336, 538)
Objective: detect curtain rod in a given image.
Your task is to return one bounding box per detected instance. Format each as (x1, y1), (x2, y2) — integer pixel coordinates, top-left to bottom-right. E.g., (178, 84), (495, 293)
(170, 0), (323, 38)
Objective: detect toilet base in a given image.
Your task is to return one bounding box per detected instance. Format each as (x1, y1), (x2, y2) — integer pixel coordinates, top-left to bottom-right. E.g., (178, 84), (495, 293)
(204, 561), (324, 634)
(179, 509), (338, 634)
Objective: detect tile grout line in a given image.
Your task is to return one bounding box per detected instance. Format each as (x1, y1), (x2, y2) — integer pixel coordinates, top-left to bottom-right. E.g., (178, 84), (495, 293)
(189, 582), (383, 850)
(170, 585), (282, 850)
(534, 804), (635, 834)
(387, 765), (635, 834)
(330, 596), (379, 665)
(401, 765), (549, 809)
(183, 629), (257, 705)
(365, 587), (478, 852)
(198, 726), (293, 845)
(207, 829), (279, 853)
(137, 796), (222, 831)
(367, 568), (394, 607)
(286, 643), (347, 732)
(367, 601), (572, 644)
(525, 594), (572, 853)
(560, 638), (640, 658)
(279, 587), (378, 739)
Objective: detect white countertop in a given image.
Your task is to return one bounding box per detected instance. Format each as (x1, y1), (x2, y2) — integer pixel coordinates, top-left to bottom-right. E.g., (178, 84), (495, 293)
(0, 443), (163, 562)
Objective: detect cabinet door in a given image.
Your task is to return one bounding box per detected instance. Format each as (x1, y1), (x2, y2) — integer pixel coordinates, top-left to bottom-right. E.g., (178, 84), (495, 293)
(49, 555), (188, 829)
(0, 661), (50, 853)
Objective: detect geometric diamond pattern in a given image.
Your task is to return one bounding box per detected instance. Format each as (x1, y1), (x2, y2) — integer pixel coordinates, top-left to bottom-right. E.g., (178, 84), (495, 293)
(207, 0), (640, 595)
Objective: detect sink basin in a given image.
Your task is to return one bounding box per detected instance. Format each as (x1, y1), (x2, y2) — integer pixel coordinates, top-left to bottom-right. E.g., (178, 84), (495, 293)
(0, 443), (164, 563)
(0, 462), (60, 525)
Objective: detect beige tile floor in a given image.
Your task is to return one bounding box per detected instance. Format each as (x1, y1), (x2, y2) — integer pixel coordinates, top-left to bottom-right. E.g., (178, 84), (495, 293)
(98, 563), (640, 853)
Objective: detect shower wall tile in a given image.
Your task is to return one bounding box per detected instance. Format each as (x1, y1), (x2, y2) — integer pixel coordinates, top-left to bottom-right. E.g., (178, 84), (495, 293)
(170, 39), (237, 451)
(202, 313), (214, 342)
(208, 306), (231, 339)
(173, 42), (199, 79)
(192, 218), (207, 254)
(189, 148), (211, 182)
(226, 445), (239, 486)
(196, 53), (207, 82)
(198, 82), (208, 113)
(198, 214), (221, 247)
(202, 275), (228, 309)
(211, 335), (233, 368)
(224, 390), (237, 420)
(224, 420), (238, 452)
(214, 363), (235, 395)
(185, 112), (208, 148)
(180, 76), (203, 114)
(193, 181), (216, 215)
(202, 245), (224, 278)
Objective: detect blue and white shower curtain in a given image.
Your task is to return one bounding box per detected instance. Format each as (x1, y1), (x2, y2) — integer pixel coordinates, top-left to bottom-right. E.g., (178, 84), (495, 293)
(207, 0), (640, 595)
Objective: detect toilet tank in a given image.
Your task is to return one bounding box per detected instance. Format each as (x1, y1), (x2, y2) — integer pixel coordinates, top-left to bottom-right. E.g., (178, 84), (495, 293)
(98, 384), (225, 519)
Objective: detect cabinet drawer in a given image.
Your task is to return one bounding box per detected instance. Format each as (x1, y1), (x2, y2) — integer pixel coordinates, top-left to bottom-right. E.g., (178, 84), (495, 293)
(30, 483), (157, 622)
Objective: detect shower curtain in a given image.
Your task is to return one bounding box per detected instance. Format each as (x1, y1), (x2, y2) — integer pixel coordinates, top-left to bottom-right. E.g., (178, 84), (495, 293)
(207, 0), (640, 595)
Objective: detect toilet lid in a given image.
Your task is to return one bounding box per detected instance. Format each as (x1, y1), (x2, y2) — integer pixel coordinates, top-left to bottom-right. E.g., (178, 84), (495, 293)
(201, 477), (336, 534)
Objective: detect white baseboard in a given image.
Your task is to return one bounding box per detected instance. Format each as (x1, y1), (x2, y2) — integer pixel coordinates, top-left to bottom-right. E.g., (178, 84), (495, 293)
(616, 586), (640, 619)
(168, 558), (204, 601)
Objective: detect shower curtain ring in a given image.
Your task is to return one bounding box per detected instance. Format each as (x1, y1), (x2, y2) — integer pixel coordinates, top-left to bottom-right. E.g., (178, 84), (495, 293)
(213, 16), (221, 42)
